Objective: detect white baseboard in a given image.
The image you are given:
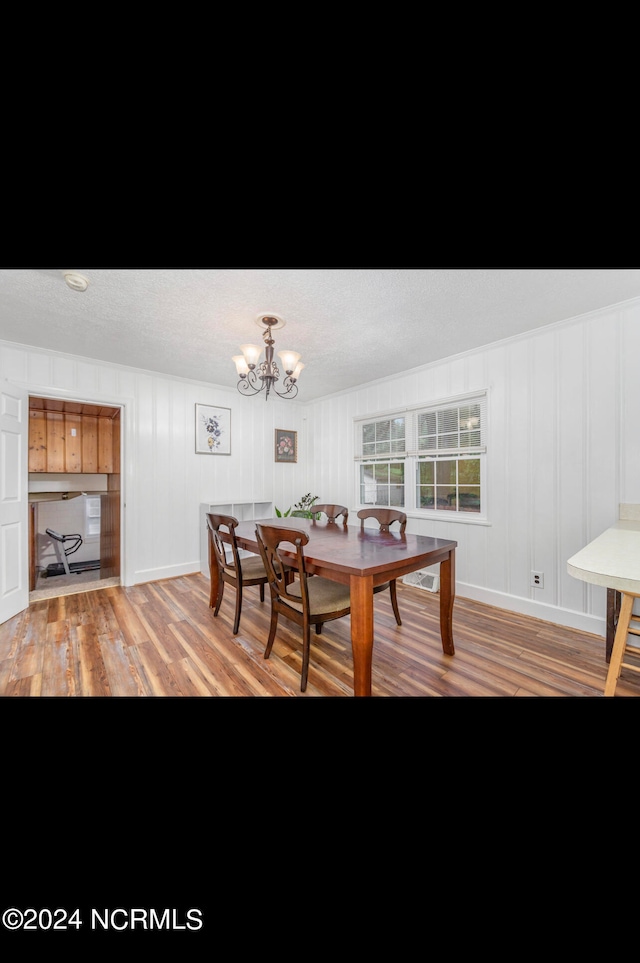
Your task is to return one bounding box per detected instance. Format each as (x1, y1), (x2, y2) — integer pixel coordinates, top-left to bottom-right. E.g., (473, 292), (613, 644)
(133, 561), (202, 585)
(130, 566), (607, 638)
(453, 581), (606, 638)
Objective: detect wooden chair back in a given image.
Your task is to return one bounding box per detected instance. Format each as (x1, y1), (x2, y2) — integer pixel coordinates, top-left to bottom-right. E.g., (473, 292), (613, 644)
(207, 513), (242, 577)
(357, 508), (407, 533)
(313, 503), (349, 524)
(255, 524), (311, 610)
(206, 512), (268, 635)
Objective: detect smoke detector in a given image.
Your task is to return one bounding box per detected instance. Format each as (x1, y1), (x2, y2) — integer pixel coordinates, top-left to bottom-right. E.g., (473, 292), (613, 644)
(64, 272), (90, 292)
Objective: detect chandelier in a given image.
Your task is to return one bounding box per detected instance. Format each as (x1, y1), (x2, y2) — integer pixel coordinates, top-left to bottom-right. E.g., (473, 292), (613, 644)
(232, 314), (304, 400)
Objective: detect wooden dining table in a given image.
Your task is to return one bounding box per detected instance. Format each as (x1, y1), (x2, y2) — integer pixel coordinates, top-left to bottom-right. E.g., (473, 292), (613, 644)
(233, 516), (458, 697)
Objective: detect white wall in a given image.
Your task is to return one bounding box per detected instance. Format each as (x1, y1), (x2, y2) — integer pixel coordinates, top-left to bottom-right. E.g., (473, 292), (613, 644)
(3, 295), (639, 636)
(302, 299), (640, 637)
(0, 341), (309, 587)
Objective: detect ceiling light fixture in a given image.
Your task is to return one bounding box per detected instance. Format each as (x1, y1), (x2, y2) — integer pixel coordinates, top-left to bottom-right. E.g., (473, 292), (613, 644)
(63, 272), (90, 292)
(232, 314), (304, 400)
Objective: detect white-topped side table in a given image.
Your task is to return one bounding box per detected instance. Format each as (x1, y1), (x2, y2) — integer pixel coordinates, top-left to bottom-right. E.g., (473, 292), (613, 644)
(567, 505), (640, 663)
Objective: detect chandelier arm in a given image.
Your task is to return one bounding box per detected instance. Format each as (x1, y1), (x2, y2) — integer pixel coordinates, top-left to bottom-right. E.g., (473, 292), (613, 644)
(274, 377), (299, 399)
(237, 369), (267, 395)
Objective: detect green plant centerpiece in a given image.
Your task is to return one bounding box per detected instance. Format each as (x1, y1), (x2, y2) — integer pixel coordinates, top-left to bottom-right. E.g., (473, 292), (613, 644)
(275, 493), (319, 519)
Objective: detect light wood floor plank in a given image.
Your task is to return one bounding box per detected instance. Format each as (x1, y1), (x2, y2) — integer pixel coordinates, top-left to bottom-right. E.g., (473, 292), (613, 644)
(76, 623), (111, 696)
(0, 574), (637, 697)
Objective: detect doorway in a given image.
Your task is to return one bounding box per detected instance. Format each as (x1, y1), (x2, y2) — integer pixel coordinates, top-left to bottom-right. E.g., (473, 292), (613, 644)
(27, 396), (122, 602)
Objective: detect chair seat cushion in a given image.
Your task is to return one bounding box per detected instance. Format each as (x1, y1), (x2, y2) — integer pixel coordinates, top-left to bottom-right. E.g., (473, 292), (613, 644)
(224, 554), (267, 580)
(286, 577), (351, 615)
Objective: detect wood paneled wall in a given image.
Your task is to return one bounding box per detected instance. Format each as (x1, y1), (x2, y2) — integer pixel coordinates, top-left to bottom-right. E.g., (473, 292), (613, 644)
(302, 300), (640, 636)
(3, 295), (640, 634)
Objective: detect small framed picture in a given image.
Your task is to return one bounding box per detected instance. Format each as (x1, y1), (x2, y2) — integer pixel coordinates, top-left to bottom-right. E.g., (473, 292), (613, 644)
(195, 404), (231, 455)
(275, 428), (297, 463)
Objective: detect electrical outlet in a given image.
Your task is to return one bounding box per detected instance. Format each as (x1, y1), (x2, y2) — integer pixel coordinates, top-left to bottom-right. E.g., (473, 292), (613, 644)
(531, 571), (544, 588)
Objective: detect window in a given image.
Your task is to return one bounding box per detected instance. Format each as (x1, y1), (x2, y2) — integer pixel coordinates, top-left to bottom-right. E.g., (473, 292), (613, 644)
(358, 413), (407, 507)
(355, 391), (487, 520)
(359, 459), (405, 507)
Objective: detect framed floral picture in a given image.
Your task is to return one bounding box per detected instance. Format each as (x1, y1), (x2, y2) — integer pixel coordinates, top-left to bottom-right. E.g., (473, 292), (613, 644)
(195, 404), (231, 455)
(275, 428), (297, 463)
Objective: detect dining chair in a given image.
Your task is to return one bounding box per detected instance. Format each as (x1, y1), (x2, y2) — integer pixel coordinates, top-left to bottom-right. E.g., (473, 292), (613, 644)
(313, 503), (349, 524)
(206, 513), (269, 636)
(255, 523), (351, 692)
(357, 508), (407, 626)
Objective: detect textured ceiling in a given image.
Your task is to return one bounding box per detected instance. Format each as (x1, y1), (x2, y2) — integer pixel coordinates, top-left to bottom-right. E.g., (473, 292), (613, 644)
(1, 267), (640, 402)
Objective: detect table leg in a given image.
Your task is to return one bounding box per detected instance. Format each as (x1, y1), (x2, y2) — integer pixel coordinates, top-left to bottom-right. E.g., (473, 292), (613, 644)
(350, 574), (374, 697)
(439, 550), (456, 655)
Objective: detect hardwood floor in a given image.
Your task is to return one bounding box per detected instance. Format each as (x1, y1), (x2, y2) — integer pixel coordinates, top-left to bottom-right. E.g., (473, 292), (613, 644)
(0, 573), (636, 696)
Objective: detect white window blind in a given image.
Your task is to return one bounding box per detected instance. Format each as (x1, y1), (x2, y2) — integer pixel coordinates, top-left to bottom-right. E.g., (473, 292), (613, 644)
(411, 394), (487, 458)
(355, 394), (486, 460)
(357, 414), (407, 459)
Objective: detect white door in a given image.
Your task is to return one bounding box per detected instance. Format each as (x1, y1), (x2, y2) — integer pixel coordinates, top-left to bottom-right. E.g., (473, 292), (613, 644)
(0, 382), (29, 624)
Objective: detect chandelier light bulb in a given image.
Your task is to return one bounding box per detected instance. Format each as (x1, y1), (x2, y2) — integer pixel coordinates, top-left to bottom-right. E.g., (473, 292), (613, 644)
(233, 355), (249, 376)
(277, 349), (301, 373)
(240, 344), (262, 368)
